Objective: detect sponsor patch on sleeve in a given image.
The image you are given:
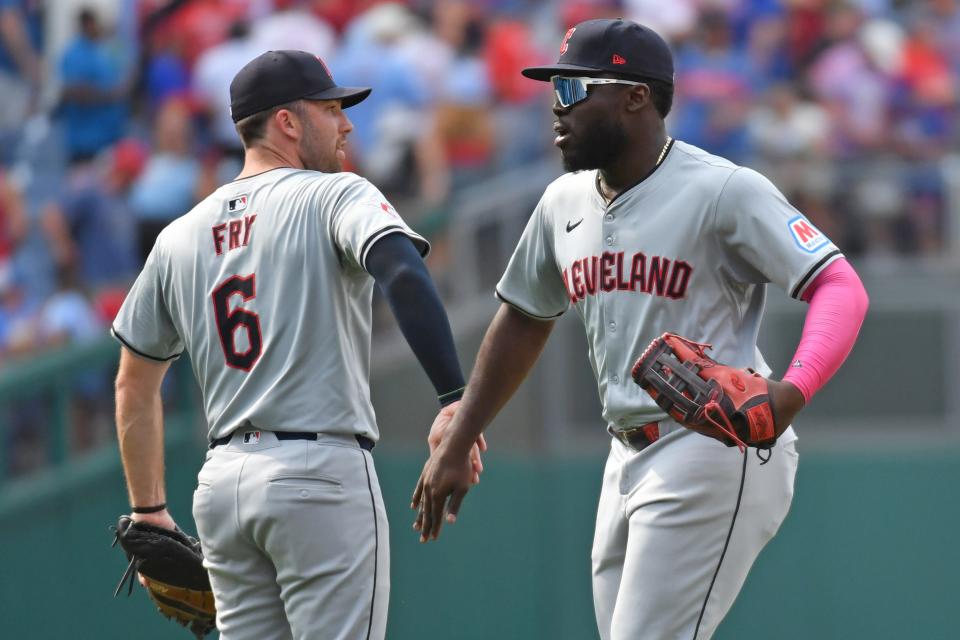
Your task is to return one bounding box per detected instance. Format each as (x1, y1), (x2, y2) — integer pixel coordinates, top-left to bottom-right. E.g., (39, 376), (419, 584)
(788, 215), (829, 253)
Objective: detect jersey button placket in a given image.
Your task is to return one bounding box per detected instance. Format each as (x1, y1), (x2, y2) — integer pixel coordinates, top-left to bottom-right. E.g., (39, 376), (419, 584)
(608, 321), (618, 384)
(603, 205), (615, 246)
(601, 212), (618, 388)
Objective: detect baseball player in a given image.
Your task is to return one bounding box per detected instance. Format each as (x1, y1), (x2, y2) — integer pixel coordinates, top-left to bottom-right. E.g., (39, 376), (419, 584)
(111, 50), (482, 640)
(412, 19), (869, 640)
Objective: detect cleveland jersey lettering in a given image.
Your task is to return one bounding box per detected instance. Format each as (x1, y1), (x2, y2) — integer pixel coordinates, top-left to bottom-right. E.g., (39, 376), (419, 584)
(562, 252), (693, 302)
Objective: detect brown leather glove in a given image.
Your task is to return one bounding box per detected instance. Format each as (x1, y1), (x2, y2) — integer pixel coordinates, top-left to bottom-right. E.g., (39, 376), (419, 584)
(631, 333), (779, 449)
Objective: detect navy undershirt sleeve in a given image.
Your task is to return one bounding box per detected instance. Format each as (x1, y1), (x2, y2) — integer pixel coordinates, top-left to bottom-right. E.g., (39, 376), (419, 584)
(366, 232), (465, 405)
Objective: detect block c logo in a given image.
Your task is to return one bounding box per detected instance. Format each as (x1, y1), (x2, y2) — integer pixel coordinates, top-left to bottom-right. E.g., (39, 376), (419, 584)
(560, 27), (576, 54)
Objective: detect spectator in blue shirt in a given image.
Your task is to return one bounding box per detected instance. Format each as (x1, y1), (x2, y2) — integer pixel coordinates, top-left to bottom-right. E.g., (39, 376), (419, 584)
(0, 0), (41, 80)
(673, 10), (754, 160)
(128, 98), (204, 263)
(59, 7), (129, 164)
(333, 6), (432, 180)
(0, 0), (43, 165)
(41, 138), (146, 290)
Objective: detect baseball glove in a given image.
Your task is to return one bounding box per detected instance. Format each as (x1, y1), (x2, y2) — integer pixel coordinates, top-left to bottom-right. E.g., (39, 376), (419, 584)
(630, 332), (778, 450)
(112, 515), (216, 639)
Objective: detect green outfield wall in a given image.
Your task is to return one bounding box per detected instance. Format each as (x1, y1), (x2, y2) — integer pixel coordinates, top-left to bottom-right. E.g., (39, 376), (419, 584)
(1, 435), (957, 640)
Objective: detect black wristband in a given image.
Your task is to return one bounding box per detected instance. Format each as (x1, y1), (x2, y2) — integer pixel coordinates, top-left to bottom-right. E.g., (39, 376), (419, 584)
(438, 386), (465, 406)
(131, 503), (166, 514)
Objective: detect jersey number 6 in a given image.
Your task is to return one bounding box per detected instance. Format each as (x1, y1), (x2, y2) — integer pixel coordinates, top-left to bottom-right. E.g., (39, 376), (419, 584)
(212, 274), (263, 371)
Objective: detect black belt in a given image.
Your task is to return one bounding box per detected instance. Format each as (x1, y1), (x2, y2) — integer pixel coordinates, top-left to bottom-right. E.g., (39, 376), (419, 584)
(612, 422), (660, 451)
(210, 431), (375, 451)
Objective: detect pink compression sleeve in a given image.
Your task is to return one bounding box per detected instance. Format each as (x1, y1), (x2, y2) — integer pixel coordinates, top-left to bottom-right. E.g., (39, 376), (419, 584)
(781, 258), (869, 402)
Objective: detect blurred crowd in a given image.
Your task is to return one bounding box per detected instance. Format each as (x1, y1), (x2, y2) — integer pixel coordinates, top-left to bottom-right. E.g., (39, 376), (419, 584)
(0, 0), (957, 371)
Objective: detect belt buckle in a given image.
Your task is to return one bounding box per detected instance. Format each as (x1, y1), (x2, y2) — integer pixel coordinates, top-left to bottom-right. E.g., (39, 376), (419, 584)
(615, 422), (660, 451)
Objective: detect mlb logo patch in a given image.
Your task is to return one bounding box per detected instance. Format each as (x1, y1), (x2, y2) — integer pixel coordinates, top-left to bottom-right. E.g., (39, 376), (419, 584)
(242, 431), (261, 444)
(788, 215), (829, 253)
(228, 195), (249, 213)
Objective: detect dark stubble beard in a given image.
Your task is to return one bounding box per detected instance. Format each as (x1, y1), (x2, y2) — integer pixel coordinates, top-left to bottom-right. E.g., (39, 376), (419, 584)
(299, 117), (341, 173)
(561, 118), (629, 172)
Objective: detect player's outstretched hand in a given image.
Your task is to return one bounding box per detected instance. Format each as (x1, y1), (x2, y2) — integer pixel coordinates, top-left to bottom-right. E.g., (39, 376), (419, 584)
(410, 441), (476, 543)
(427, 400), (487, 484)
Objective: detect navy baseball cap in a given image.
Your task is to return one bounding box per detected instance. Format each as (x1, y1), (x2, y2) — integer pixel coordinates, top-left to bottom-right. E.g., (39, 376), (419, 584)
(522, 19), (674, 84)
(230, 50), (371, 123)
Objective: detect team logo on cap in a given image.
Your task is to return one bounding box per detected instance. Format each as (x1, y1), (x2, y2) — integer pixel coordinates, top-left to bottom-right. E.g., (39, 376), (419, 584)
(314, 55), (331, 76)
(612, 54), (627, 65)
(788, 215), (829, 253)
(560, 27), (576, 54)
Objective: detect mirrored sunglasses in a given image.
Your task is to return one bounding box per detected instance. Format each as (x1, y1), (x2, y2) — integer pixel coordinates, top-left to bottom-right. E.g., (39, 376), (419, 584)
(550, 75), (644, 108)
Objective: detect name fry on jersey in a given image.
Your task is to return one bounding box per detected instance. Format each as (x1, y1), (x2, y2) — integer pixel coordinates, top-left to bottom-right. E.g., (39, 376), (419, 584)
(563, 251), (692, 303)
(212, 214), (257, 256)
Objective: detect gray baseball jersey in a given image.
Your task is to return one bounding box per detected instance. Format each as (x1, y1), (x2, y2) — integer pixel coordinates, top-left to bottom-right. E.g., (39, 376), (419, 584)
(112, 167), (428, 442)
(496, 140), (842, 431)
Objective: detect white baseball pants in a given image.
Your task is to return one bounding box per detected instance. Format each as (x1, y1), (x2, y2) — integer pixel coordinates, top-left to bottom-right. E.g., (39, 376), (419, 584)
(191, 431), (389, 640)
(592, 425), (798, 640)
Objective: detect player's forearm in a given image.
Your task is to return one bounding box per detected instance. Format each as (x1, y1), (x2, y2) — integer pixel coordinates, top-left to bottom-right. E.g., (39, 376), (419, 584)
(382, 266), (464, 399)
(115, 352), (170, 508)
(368, 234), (465, 403)
(116, 384), (166, 507)
(782, 258), (869, 402)
(444, 304), (554, 452)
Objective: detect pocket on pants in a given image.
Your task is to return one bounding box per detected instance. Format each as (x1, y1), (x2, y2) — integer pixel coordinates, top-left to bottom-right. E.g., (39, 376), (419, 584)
(266, 475), (342, 489)
(265, 475), (344, 508)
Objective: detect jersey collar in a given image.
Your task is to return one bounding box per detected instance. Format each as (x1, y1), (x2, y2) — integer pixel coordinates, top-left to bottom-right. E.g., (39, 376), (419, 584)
(594, 138), (676, 208)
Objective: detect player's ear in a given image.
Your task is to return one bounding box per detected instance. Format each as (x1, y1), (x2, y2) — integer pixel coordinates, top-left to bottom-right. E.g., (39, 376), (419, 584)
(273, 106), (302, 141)
(624, 83), (651, 114)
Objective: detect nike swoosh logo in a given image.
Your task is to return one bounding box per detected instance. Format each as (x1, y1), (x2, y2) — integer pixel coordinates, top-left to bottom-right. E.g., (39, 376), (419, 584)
(566, 218), (584, 233)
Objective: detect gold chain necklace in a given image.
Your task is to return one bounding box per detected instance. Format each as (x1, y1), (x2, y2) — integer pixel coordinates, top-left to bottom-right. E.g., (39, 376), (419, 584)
(597, 136), (673, 203)
(655, 136), (672, 168)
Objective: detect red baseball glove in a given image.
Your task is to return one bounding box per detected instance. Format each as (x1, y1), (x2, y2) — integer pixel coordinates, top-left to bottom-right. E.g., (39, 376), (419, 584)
(630, 332), (779, 449)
